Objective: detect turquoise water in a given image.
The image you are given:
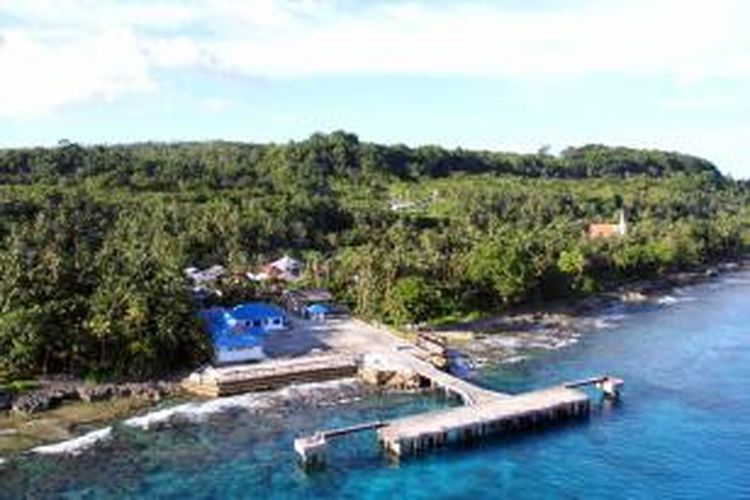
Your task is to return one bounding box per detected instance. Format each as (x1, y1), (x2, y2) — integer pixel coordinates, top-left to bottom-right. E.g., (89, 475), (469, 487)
(2, 273), (750, 499)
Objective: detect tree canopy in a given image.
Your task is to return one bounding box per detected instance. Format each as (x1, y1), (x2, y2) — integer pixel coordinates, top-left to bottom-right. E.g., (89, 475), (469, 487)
(0, 132), (746, 380)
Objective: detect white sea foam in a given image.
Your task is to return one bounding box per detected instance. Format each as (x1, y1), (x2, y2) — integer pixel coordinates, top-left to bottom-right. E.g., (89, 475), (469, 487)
(32, 427), (113, 456)
(126, 378), (362, 430)
(590, 311), (628, 330)
(26, 379), (363, 456)
(550, 337), (579, 349)
(658, 295), (678, 306)
(657, 294), (697, 306)
(593, 318), (616, 330)
(503, 355), (528, 364)
(722, 277), (750, 286)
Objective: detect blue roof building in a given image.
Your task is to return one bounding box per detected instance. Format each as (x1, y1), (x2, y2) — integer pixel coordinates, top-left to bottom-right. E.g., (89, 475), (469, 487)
(305, 303), (333, 320)
(200, 302), (287, 364)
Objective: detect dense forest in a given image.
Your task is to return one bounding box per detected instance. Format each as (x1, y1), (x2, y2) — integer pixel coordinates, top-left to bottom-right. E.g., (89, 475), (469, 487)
(0, 132), (748, 380)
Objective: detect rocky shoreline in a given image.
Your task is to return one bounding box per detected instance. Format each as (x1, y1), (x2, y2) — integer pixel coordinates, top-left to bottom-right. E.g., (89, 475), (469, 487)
(3, 261), (746, 414)
(1, 378), (375, 459)
(438, 260), (748, 368)
(1, 259), (746, 457)
(1, 379), (177, 415)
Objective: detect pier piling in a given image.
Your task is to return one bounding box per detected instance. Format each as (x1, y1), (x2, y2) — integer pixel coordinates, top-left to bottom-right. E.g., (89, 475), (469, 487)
(294, 433), (327, 468)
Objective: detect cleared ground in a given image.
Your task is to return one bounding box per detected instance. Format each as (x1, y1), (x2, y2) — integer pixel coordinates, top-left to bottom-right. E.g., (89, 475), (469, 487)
(262, 317), (408, 358)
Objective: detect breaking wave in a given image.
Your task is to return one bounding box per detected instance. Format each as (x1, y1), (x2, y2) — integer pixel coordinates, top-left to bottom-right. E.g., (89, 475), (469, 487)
(125, 378), (363, 430)
(721, 277), (750, 286)
(503, 355), (529, 364)
(657, 294), (697, 306)
(658, 295), (678, 306)
(28, 378), (365, 455)
(591, 313), (626, 330)
(32, 427), (113, 456)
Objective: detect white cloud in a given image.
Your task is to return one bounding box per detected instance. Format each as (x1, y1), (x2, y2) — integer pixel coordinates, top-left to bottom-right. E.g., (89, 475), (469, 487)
(197, 96), (232, 113)
(1, 0), (749, 118)
(0, 28), (153, 119)
(143, 37), (202, 69)
(181, 0), (750, 80)
(0, 0), (204, 30)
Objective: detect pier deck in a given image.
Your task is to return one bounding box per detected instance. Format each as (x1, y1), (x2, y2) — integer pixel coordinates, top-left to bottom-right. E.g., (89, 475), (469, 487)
(295, 374), (622, 464)
(378, 385), (590, 456)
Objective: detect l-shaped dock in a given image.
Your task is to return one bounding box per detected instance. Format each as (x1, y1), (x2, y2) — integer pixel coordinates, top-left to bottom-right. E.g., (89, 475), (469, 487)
(295, 346), (622, 466)
(376, 384), (591, 457)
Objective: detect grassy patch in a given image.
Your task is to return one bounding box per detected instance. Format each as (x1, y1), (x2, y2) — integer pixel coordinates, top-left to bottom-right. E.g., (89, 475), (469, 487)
(0, 380), (40, 394)
(429, 309), (487, 328)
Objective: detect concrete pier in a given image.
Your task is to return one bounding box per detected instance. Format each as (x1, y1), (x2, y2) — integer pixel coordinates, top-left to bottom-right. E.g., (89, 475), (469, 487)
(378, 386), (590, 457)
(295, 372), (622, 464)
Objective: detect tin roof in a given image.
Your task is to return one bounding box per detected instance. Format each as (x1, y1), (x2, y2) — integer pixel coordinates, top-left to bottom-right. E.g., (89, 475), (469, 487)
(199, 302), (285, 350)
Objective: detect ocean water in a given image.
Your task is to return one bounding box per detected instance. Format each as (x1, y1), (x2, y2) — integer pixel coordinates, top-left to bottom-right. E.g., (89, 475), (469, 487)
(2, 272), (750, 499)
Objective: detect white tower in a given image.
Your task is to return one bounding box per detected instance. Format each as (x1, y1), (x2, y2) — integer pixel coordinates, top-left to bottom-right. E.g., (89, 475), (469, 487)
(617, 209), (627, 236)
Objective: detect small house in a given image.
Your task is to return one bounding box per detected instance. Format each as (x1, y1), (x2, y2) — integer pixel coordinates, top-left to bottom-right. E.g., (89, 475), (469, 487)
(247, 255), (302, 282)
(185, 265), (227, 299)
(305, 303), (333, 321)
(390, 200), (417, 212)
(284, 288), (336, 320)
(200, 302), (288, 364)
(588, 210), (628, 239)
(185, 264), (227, 285)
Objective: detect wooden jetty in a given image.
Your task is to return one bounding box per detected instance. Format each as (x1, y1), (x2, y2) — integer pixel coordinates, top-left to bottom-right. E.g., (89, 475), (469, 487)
(182, 353), (358, 397)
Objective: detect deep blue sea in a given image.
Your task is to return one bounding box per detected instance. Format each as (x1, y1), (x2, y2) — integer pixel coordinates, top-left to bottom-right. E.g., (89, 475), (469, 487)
(2, 272), (750, 499)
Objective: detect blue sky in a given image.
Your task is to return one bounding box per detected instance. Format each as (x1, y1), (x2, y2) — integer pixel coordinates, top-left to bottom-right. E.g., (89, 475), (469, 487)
(1, 0), (749, 177)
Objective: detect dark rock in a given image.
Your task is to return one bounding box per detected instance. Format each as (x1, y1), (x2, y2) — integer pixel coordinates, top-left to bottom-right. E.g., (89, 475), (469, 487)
(56, 385), (81, 402)
(115, 385), (133, 398)
(77, 384), (114, 403)
(0, 389), (11, 411)
(125, 381), (175, 401)
(9, 379), (176, 415)
(12, 392), (53, 414)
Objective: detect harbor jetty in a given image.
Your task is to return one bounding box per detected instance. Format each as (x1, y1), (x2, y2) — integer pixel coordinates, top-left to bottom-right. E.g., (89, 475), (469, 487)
(180, 317), (622, 467)
(295, 357), (623, 465)
(378, 384), (593, 457)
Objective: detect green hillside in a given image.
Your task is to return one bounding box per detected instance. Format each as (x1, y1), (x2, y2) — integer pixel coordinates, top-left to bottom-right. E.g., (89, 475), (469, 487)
(0, 133), (747, 379)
